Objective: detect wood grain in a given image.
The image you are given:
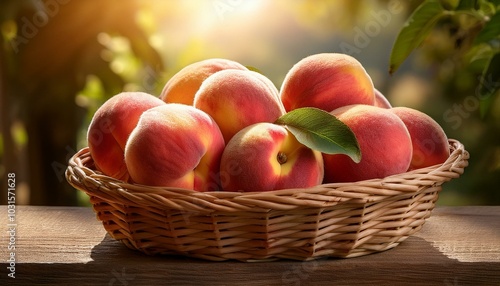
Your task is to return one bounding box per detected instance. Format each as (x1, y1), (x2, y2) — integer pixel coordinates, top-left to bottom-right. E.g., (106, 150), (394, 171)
(1, 206), (499, 285)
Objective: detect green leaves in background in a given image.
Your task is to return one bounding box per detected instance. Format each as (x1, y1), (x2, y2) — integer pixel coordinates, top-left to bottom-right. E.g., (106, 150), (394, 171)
(474, 9), (500, 45)
(389, 0), (446, 75)
(275, 107), (361, 163)
(390, 0), (500, 117)
(479, 52), (500, 117)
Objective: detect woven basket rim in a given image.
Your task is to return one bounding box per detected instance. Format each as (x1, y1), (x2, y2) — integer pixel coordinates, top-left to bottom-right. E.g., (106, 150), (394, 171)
(66, 139), (469, 213)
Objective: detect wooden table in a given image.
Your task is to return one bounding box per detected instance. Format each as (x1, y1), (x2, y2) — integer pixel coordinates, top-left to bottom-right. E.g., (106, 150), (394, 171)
(1, 206), (499, 285)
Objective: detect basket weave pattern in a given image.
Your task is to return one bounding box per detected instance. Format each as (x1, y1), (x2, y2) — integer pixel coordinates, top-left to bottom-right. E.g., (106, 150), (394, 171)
(66, 139), (468, 261)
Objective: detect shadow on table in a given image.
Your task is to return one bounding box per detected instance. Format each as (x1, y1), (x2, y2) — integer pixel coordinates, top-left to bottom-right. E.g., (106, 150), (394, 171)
(85, 234), (498, 285)
(4, 234), (496, 285)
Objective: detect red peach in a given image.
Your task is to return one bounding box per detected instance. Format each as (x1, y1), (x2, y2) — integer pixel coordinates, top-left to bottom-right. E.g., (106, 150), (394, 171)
(323, 104), (413, 183)
(280, 53), (375, 112)
(250, 70), (281, 101)
(87, 92), (165, 181)
(390, 107), (450, 170)
(193, 69), (286, 143)
(374, 88), (392, 109)
(220, 123), (324, 192)
(160, 58), (248, 105)
(124, 104), (225, 191)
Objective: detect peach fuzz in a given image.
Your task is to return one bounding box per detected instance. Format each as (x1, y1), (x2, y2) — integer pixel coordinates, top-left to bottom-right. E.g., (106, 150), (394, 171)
(280, 53), (375, 112)
(193, 69), (286, 143)
(374, 88), (392, 109)
(220, 123), (324, 192)
(390, 107), (450, 170)
(250, 70), (281, 101)
(87, 92), (165, 181)
(124, 104), (225, 191)
(160, 58), (248, 105)
(323, 105), (412, 183)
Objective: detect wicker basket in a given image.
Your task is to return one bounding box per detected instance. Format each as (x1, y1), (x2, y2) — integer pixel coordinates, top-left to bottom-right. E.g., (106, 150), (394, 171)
(66, 139), (468, 261)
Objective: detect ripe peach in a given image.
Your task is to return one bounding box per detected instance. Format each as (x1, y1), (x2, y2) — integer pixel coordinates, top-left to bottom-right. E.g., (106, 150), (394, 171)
(87, 92), (165, 181)
(374, 88), (392, 109)
(193, 69), (286, 143)
(280, 53), (375, 112)
(124, 104), (225, 191)
(323, 105), (412, 183)
(160, 58), (248, 105)
(390, 107), (450, 170)
(220, 123), (324, 192)
(250, 70), (281, 101)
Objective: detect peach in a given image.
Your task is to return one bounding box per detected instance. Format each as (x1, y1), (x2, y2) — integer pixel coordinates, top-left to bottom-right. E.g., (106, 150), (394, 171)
(280, 53), (375, 112)
(160, 58), (248, 105)
(374, 88), (392, 109)
(87, 92), (165, 181)
(124, 104), (225, 191)
(323, 105), (413, 183)
(220, 123), (324, 192)
(250, 70), (281, 101)
(193, 69), (286, 143)
(391, 107), (450, 170)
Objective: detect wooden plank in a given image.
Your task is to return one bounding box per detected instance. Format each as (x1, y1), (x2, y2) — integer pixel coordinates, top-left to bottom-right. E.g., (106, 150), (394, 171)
(1, 206), (499, 285)
(415, 206), (500, 263)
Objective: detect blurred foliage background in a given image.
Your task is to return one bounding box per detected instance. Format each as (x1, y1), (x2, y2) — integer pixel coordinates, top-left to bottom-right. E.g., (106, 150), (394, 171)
(0, 0), (498, 206)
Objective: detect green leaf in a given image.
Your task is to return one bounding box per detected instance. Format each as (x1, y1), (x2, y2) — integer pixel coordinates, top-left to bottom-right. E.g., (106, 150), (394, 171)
(473, 11), (500, 44)
(454, 0), (478, 10)
(440, 0), (460, 10)
(245, 66), (263, 74)
(389, 0), (446, 74)
(487, 0), (500, 7)
(275, 107), (361, 163)
(465, 43), (494, 72)
(478, 0), (497, 15)
(479, 52), (500, 117)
